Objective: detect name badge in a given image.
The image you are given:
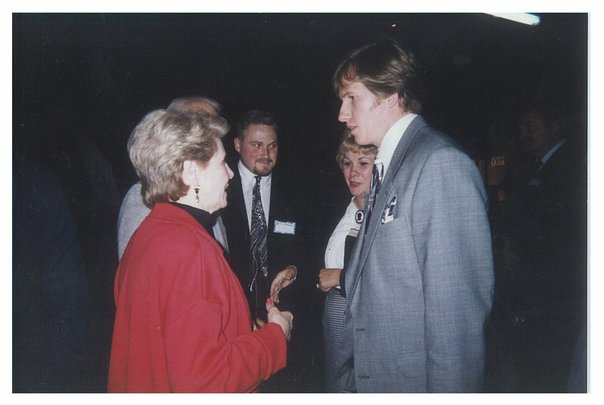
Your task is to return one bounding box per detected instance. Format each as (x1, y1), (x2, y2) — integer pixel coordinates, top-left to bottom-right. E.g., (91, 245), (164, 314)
(381, 195), (398, 224)
(274, 220), (296, 235)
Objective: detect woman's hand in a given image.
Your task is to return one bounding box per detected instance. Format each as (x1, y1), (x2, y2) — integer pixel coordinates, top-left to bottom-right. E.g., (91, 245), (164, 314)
(270, 265), (297, 303)
(317, 268), (342, 292)
(266, 298), (293, 340)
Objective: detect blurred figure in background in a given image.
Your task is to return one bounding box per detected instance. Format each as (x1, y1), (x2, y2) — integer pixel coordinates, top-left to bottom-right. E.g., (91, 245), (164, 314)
(13, 152), (91, 392)
(486, 95), (587, 392)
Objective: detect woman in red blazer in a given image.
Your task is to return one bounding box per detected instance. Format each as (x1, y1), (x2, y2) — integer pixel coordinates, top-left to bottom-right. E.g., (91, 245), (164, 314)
(108, 109), (293, 392)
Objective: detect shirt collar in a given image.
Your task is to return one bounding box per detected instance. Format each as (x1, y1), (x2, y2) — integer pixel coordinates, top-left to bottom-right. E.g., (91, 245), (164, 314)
(540, 139), (567, 166)
(237, 160), (272, 186)
(376, 113), (418, 175)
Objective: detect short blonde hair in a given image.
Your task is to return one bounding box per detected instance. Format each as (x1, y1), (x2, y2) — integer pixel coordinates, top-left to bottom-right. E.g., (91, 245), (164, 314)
(127, 109), (229, 207)
(335, 133), (378, 170)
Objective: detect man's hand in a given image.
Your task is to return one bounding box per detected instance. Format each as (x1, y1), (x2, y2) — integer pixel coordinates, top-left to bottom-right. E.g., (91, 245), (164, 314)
(266, 298), (293, 340)
(317, 268), (342, 292)
(270, 265), (297, 303)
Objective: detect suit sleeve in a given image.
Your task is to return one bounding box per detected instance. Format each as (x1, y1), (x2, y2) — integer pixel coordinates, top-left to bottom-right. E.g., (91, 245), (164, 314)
(411, 146), (494, 392)
(156, 231), (286, 392)
(117, 183), (150, 260)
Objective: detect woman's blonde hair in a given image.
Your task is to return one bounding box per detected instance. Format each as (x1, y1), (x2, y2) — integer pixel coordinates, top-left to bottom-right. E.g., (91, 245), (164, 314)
(335, 133), (378, 170)
(127, 109), (229, 207)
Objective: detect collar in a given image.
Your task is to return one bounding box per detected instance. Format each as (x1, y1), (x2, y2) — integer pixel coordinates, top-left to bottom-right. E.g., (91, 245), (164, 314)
(540, 139), (567, 167)
(237, 160), (272, 187)
(169, 202), (216, 235)
(376, 113), (418, 175)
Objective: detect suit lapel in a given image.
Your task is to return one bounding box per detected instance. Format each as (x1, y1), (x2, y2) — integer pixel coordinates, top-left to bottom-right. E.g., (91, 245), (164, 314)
(227, 173), (251, 247)
(346, 116), (425, 301)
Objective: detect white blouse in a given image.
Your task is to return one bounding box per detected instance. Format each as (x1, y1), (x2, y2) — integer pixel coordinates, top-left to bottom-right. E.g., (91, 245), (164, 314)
(324, 199), (362, 269)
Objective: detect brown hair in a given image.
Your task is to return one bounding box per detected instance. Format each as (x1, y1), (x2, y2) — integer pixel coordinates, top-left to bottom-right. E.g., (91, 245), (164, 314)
(333, 40), (424, 113)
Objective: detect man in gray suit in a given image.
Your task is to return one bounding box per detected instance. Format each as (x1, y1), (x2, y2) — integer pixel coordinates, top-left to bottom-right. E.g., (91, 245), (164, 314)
(332, 41), (494, 392)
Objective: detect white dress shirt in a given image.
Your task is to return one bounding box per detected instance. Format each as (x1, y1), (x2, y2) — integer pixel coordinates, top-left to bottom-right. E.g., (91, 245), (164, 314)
(376, 113), (418, 176)
(238, 161), (272, 230)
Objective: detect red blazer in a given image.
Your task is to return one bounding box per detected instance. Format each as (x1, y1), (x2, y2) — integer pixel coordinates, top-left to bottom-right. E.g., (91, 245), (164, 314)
(108, 203), (287, 392)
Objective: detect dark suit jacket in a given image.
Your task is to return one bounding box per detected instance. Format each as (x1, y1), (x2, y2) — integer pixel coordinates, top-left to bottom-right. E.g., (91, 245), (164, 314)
(498, 140), (587, 322)
(13, 153), (90, 392)
(222, 166), (301, 321)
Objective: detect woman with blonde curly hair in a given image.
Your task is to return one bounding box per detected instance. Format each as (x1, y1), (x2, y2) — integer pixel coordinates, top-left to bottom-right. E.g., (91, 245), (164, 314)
(108, 109), (292, 392)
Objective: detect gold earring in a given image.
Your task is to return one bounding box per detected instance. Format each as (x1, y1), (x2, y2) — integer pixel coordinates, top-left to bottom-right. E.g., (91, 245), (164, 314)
(194, 187), (200, 203)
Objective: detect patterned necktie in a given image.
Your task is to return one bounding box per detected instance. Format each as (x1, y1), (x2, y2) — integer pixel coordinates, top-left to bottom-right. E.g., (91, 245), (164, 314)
(365, 160), (383, 227)
(249, 176), (269, 291)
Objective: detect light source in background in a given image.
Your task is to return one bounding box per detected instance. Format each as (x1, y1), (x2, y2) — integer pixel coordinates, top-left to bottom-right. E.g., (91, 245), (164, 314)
(488, 13), (541, 26)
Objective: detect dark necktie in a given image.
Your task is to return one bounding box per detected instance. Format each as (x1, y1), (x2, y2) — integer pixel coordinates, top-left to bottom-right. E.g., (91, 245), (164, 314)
(531, 157), (544, 175)
(528, 158), (543, 188)
(365, 160), (383, 228)
(250, 176), (269, 292)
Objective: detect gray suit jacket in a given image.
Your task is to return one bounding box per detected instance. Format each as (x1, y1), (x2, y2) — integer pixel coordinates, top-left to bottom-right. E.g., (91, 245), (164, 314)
(338, 116), (494, 392)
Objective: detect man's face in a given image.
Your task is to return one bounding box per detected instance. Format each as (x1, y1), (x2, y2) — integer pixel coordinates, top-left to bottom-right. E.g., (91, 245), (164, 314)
(519, 111), (552, 156)
(234, 124), (278, 176)
(337, 79), (390, 147)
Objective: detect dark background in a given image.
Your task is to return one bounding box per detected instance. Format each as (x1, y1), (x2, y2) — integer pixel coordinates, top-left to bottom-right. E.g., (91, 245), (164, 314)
(12, 13), (588, 391)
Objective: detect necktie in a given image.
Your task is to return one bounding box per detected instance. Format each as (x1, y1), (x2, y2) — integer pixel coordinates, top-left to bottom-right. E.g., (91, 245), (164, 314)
(531, 157), (544, 175)
(365, 160), (383, 228)
(250, 176), (269, 291)
(528, 158), (543, 188)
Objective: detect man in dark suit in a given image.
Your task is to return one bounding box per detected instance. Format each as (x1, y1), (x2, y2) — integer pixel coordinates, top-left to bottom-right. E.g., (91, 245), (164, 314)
(487, 100), (587, 392)
(222, 109), (300, 326)
(222, 110), (309, 391)
(13, 153), (91, 392)
(331, 41), (494, 392)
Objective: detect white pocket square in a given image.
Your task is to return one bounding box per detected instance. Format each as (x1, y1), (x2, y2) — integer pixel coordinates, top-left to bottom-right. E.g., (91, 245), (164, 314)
(381, 195), (398, 224)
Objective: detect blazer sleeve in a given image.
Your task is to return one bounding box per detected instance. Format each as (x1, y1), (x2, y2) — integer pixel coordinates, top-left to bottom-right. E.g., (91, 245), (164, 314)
(411, 146), (494, 392)
(163, 238), (287, 392)
(125, 225), (287, 393)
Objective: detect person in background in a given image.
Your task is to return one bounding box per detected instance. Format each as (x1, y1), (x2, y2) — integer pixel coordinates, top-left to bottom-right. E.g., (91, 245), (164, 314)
(221, 109), (305, 391)
(332, 40), (494, 392)
(108, 109), (292, 392)
(13, 152), (91, 392)
(486, 96), (587, 392)
(222, 109), (300, 327)
(116, 96), (228, 260)
(317, 134), (377, 392)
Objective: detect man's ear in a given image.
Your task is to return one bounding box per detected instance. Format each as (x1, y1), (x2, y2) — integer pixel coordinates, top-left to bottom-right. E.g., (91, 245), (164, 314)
(181, 160), (198, 186)
(234, 137), (241, 154)
(386, 93), (399, 108)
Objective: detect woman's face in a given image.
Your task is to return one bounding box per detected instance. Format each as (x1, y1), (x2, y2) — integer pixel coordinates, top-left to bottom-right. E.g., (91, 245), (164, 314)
(341, 149), (375, 200)
(197, 139), (234, 213)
